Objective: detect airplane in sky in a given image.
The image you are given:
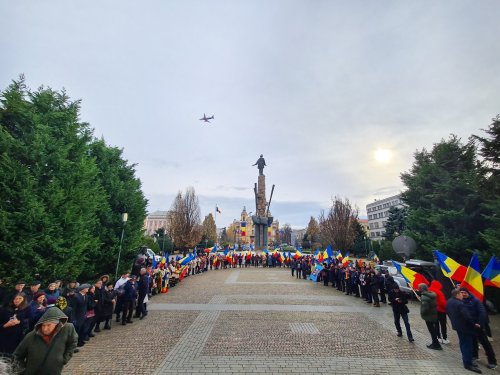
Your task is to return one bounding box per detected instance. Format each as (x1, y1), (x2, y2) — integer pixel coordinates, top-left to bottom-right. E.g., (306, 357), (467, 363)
(199, 113), (214, 123)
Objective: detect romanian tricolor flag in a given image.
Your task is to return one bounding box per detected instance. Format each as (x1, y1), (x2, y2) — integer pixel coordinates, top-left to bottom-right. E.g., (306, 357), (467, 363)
(226, 251), (233, 263)
(434, 250), (467, 282)
(246, 250), (252, 261)
(373, 254), (380, 263)
(482, 256), (500, 288)
(280, 252), (285, 263)
(392, 260), (429, 289)
(317, 250), (324, 263)
(179, 253), (194, 266)
(336, 251), (343, 261)
(461, 254), (484, 302)
(294, 249), (302, 259)
(342, 254), (350, 268)
(210, 245), (217, 253)
(241, 221), (247, 237)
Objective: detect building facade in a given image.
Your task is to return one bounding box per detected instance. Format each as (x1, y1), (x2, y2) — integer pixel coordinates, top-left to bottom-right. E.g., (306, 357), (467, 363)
(229, 207), (280, 246)
(143, 210), (168, 235)
(366, 194), (405, 241)
(357, 218), (370, 237)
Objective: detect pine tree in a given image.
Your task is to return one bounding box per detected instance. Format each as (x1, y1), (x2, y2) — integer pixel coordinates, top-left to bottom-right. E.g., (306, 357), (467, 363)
(401, 135), (487, 262)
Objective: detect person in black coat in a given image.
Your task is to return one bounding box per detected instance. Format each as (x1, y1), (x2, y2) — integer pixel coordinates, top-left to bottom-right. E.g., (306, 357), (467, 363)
(101, 283), (116, 329)
(0, 293), (31, 356)
(122, 276), (137, 325)
(447, 289), (482, 373)
(460, 287), (497, 370)
(135, 268), (151, 319)
(92, 280), (104, 332)
(388, 285), (414, 341)
(73, 284), (89, 347)
(370, 272), (380, 307)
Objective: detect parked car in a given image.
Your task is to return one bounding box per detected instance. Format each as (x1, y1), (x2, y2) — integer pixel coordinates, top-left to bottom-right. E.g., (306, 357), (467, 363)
(145, 248), (162, 263)
(375, 263), (413, 296)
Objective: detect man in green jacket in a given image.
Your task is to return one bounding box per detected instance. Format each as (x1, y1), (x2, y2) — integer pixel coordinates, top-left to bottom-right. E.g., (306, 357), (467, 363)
(13, 307), (78, 375)
(418, 283), (442, 350)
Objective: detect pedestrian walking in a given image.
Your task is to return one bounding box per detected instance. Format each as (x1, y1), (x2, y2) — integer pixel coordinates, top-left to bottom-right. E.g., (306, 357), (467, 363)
(388, 285), (414, 342)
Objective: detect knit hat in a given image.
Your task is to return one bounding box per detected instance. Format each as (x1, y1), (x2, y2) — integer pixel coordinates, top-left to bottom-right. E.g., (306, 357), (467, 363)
(31, 280), (41, 286)
(77, 283), (91, 291)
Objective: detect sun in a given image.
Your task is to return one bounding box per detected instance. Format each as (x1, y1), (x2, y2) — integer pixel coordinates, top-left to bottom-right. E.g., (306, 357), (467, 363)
(374, 148), (392, 163)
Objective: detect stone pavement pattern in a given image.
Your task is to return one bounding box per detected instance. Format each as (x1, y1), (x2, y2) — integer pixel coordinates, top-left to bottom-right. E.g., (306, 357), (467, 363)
(64, 267), (498, 374)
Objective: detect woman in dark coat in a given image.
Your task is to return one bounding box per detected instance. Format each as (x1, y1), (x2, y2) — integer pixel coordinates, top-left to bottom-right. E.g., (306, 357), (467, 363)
(102, 282), (116, 329)
(0, 292), (32, 356)
(83, 286), (97, 341)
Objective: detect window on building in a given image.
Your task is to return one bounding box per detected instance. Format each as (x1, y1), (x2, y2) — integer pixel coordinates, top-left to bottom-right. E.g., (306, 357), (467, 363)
(374, 222), (379, 229)
(370, 232), (375, 237)
(376, 231), (380, 236)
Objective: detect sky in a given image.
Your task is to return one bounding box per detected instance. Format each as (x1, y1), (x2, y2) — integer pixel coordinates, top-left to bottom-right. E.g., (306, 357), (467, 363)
(1, 1), (500, 229)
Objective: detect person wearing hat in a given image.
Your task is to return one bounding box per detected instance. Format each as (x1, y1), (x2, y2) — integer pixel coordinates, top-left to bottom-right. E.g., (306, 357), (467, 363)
(418, 283), (442, 350)
(13, 307), (77, 375)
(73, 284), (90, 347)
(25, 281), (42, 303)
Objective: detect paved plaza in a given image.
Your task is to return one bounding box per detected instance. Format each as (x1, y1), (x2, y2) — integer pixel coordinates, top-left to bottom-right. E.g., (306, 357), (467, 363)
(64, 267), (500, 374)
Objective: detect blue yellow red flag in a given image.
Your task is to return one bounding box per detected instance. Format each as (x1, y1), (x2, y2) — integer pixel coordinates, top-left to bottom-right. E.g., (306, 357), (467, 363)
(433, 250), (467, 282)
(392, 260), (429, 289)
(482, 256), (500, 288)
(461, 254), (484, 302)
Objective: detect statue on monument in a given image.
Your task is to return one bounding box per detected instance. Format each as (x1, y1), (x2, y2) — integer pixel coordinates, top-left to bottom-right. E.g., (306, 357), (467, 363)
(252, 154), (266, 175)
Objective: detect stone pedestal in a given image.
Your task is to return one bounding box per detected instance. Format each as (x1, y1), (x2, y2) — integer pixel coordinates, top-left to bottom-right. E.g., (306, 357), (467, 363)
(253, 174), (272, 251)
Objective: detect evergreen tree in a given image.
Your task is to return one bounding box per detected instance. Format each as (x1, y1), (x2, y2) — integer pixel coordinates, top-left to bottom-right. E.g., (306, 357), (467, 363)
(401, 135), (487, 262)
(384, 206), (408, 241)
(88, 139), (147, 277)
(0, 77), (148, 282)
(474, 115), (500, 256)
(0, 78), (104, 280)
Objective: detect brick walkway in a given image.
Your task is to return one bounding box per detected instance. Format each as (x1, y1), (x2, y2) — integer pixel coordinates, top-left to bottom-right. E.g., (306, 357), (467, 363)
(64, 267), (498, 374)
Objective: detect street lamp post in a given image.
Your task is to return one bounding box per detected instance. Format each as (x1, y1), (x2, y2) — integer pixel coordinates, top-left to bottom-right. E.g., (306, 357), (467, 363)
(114, 213), (128, 280)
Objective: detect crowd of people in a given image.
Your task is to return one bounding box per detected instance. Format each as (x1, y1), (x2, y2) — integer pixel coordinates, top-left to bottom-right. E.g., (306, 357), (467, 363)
(287, 255), (497, 374)
(0, 249), (497, 374)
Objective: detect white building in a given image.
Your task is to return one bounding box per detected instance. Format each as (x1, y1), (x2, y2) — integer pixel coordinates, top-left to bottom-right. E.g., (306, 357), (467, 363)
(143, 210), (168, 235)
(366, 194), (405, 241)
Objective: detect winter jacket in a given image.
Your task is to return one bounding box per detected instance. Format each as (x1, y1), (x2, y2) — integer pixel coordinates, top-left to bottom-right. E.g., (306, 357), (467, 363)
(446, 297), (476, 335)
(388, 289), (410, 314)
(385, 276), (398, 293)
(0, 305), (32, 355)
(13, 307), (77, 375)
(428, 281), (447, 313)
(462, 294), (488, 327)
(72, 293), (87, 328)
(420, 291), (438, 322)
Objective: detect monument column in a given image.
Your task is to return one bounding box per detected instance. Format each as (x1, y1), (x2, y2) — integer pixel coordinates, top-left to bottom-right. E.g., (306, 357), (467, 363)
(251, 155), (274, 251)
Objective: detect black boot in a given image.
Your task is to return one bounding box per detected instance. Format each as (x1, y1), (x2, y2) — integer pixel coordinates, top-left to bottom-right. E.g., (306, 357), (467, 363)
(104, 320), (111, 330)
